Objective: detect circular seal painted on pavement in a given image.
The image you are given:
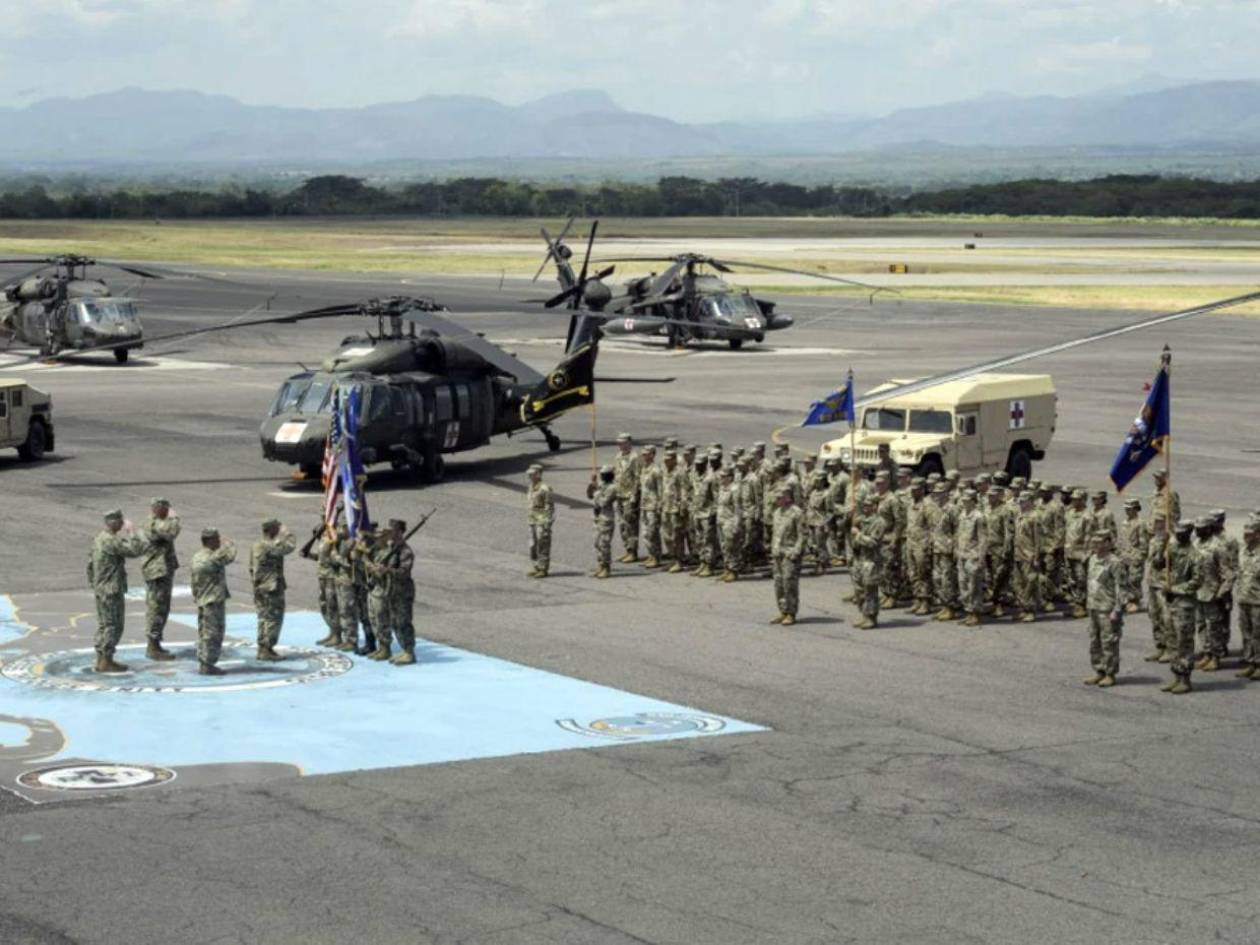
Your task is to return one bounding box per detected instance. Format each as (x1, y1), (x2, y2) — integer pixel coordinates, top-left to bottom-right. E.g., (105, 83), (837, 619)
(0, 715), (66, 763)
(0, 642), (352, 694)
(18, 763), (175, 792)
(556, 712), (726, 740)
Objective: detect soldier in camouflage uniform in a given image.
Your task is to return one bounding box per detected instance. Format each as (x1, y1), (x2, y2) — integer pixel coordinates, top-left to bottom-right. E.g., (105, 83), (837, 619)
(1087, 490), (1117, 547)
(1062, 490), (1091, 619)
(613, 432), (642, 562)
(88, 509), (148, 673)
(1083, 532), (1125, 687)
(930, 483), (959, 620)
(983, 487), (1011, 617)
(1145, 516), (1171, 662)
(736, 454), (760, 574)
(586, 464), (617, 578)
(249, 518), (297, 661)
(364, 529), (396, 660)
(769, 488), (805, 626)
(638, 445), (663, 568)
(350, 524), (378, 656)
(311, 527), (340, 646)
(141, 497), (180, 661)
(716, 466), (742, 583)
(1234, 520), (1260, 680)
(1038, 484), (1066, 610)
(873, 443), (897, 481)
(1161, 521), (1198, 694)
(190, 527), (238, 676)
(746, 443), (767, 563)
(875, 471), (906, 607)
(1012, 492), (1042, 622)
(1192, 516), (1227, 671)
(826, 460), (851, 567)
(383, 519), (418, 666)
(806, 469), (832, 575)
(526, 464), (555, 577)
(328, 525), (360, 652)
(1119, 498), (1149, 613)
(1149, 468), (1180, 526)
(851, 494), (886, 630)
(661, 451), (683, 571)
(1213, 509), (1239, 658)
(955, 490), (987, 627)
(905, 478), (933, 615)
(676, 445), (697, 569)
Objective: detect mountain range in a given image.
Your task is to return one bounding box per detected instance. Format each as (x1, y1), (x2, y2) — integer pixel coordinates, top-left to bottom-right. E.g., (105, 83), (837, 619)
(3, 80), (1260, 166)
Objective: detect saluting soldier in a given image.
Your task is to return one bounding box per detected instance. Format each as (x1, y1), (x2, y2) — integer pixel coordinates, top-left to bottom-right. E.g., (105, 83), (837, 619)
(1235, 519), (1260, 680)
(955, 490), (987, 627)
(1117, 499), (1149, 613)
(770, 488), (806, 626)
(1063, 490), (1091, 618)
(249, 518), (297, 661)
(1161, 521), (1199, 694)
(1012, 491), (1043, 622)
(141, 497), (180, 661)
(1083, 532), (1125, 688)
(851, 494), (886, 630)
(639, 445), (663, 568)
(88, 509), (147, 674)
(526, 463), (555, 578)
(587, 464), (617, 578)
(613, 432), (642, 563)
(190, 527), (237, 676)
(1145, 516), (1171, 662)
(383, 519), (418, 666)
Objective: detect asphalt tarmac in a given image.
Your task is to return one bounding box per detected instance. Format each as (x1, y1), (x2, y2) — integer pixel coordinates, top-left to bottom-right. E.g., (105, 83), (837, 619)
(2, 267), (1260, 945)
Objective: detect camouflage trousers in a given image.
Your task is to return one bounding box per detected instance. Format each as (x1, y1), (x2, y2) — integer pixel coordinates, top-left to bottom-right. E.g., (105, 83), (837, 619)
(318, 576), (339, 632)
(145, 575), (174, 643)
(663, 510), (688, 563)
(984, 553), (1008, 605)
(695, 515), (717, 568)
(880, 540), (903, 601)
(1168, 597), (1197, 676)
(851, 559), (881, 621)
(1122, 557), (1145, 607)
(197, 602), (226, 668)
(748, 515), (764, 562)
(641, 508), (662, 560)
(335, 579), (359, 644)
(356, 585), (372, 637)
(772, 554), (801, 617)
(1147, 582), (1170, 650)
(1041, 552), (1064, 602)
(906, 544), (932, 604)
(957, 556), (985, 615)
(933, 553), (958, 609)
(254, 588), (286, 648)
(719, 522), (742, 574)
(392, 579), (416, 652)
(1067, 558), (1090, 608)
(529, 522), (552, 573)
(1013, 559), (1042, 615)
(616, 497), (640, 555)
(1196, 600), (1228, 659)
(830, 515), (849, 563)
(1088, 610), (1123, 675)
(594, 520), (614, 570)
(1238, 603), (1260, 666)
(369, 590), (393, 647)
(810, 526), (831, 570)
(94, 592), (125, 658)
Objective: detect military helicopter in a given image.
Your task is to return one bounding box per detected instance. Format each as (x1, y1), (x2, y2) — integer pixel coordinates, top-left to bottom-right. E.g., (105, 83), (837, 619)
(534, 219), (891, 349)
(0, 254), (232, 363)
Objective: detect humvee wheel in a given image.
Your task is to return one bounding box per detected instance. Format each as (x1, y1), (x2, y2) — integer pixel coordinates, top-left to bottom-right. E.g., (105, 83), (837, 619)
(113, 348), (130, 364)
(915, 455), (944, 479)
(18, 421), (47, 462)
(1006, 445), (1033, 480)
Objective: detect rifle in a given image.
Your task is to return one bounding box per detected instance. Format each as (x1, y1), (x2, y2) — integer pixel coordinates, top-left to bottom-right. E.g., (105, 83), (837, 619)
(385, 508), (437, 567)
(299, 508), (343, 559)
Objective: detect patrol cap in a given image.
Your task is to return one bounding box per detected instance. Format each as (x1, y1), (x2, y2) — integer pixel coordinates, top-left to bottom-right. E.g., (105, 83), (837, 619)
(599, 463), (614, 475)
(1174, 521), (1194, 536)
(641, 444), (656, 454)
(104, 508), (123, 521)
(526, 463), (543, 474)
(962, 489), (978, 501)
(860, 493), (878, 506)
(752, 441), (766, 451)
(897, 466), (912, 478)
(1153, 468), (1168, 480)
(1243, 518), (1260, 534)
(775, 442), (790, 454)
(663, 450), (677, 460)
(1071, 489), (1086, 500)
(663, 437), (679, 449)
(1011, 476), (1027, 488)
(1124, 498), (1141, 509)
(911, 476), (925, 488)
(776, 487), (794, 501)
(1210, 508), (1227, 522)
(1091, 490), (1107, 500)
(683, 443), (697, 453)
(989, 485), (1005, 497)
(927, 472), (942, 484)
(708, 449), (722, 461)
(736, 454), (750, 466)
(992, 471), (1010, 485)
(811, 469), (827, 480)
(709, 442), (723, 451)
(932, 483), (949, 494)
(694, 455), (707, 467)
(261, 517), (280, 530)
(1019, 491), (1035, 504)
(615, 432), (632, 443)
(719, 466), (733, 477)
(150, 497), (170, 508)
(1194, 515), (1214, 529)
(1028, 479), (1042, 491)
(201, 527), (220, 540)
(975, 474), (990, 486)
(945, 470), (960, 481)
(875, 470), (890, 482)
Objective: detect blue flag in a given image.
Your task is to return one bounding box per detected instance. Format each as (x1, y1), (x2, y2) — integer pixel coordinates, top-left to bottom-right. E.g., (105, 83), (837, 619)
(339, 384), (372, 536)
(802, 371), (856, 427)
(1109, 355), (1170, 492)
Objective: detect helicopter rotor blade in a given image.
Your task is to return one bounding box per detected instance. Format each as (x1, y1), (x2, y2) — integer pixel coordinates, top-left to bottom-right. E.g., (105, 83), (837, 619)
(574, 222), (599, 293)
(93, 259), (255, 287)
(532, 217), (577, 283)
(0, 263), (58, 286)
(711, 258), (896, 295)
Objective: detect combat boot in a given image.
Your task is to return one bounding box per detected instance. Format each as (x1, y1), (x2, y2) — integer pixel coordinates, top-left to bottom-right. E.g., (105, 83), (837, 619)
(855, 617), (876, 630)
(198, 663), (226, 676)
(316, 631), (339, 647)
(667, 562), (684, 574)
(769, 613), (786, 625)
(255, 645), (282, 662)
(695, 564), (713, 578)
(780, 614), (796, 627)
(1160, 675), (1179, 692)
(642, 556), (661, 569)
(830, 556), (847, 568)
(1019, 612), (1036, 623)
(1082, 672), (1104, 686)
(531, 568), (548, 579)
(1070, 605), (1088, 619)
(1097, 674), (1117, 688)
(934, 607), (955, 622)
(879, 594), (896, 609)
(1201, 656), (1220, 672)
(1235, 664), (1257, 679)
(1144, 648), (1165, 662)
(334, 639), (357, 652)
(1156, 650), (1172, 663)
(721, 570), (736, 583)
(595, 566), (611, 579)
(1194, 655), (1210, 670)
(1169, 675), (1192, 695)
(991, 603), (1006, 619)
(962, 613), (981, 628)
(1125, 602), (1140, 614)
(390, 649), (416, 665)
(368, 644), (392, 661)
(146, 642), (176, 661)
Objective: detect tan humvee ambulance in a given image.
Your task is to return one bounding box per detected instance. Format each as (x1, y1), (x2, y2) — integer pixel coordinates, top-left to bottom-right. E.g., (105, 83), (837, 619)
(819, 373), (1056, 479)
(0, 379), (55, 461)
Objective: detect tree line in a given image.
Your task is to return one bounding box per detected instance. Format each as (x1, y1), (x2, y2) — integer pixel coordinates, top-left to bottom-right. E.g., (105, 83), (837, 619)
(3, 173), (1260, 219)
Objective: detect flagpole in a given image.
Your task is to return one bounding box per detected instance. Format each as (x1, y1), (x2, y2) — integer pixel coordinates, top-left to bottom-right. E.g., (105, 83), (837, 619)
(848, 369), (858, 542)
(1162, 345), (1172, 595)
(590, 402), (598, 477)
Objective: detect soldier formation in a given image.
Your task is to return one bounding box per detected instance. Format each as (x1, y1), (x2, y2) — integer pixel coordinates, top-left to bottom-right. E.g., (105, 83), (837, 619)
(86, 503), (416, 675)
(532, 436), (1257, 695)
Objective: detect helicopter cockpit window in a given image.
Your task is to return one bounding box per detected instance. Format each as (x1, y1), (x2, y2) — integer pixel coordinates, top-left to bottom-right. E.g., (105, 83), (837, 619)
(299, 380), (332, 415)
(390, 388), (408, 417)
(269, 378), (310, 416)
(77, 300), (138, 325)
(706, 295), (760, 321)
(861, 408), (906, 431)
(368, 387), (391, 422)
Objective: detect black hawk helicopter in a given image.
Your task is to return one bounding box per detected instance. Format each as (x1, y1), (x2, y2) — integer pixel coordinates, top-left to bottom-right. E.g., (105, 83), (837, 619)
(0, 254), (235, 363)
(533, 218), (892, 349)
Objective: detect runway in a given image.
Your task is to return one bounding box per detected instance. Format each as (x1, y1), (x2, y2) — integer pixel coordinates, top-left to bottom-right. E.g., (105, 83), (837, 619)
(2, 265), (1260, 945)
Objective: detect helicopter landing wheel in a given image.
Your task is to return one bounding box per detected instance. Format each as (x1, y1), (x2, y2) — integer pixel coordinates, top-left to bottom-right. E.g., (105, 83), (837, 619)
(423, 451), (445, 483)
(544, 429), (561, 453)
(113, 347), (129, 364)
(728, 338), (744, 350)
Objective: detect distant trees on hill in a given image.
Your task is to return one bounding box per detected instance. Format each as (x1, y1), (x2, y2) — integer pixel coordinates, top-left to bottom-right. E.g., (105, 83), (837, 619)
(2, 173), (1260, 219)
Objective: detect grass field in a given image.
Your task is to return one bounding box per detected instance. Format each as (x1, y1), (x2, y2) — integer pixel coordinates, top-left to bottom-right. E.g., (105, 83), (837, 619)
(2, 216), (1259, 314)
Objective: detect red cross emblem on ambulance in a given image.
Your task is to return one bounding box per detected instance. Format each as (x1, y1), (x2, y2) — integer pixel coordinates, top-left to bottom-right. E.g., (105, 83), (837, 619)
(1009, 400), (1026, 430)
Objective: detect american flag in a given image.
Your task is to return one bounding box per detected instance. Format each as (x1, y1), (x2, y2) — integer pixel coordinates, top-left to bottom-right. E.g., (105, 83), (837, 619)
(339, 384), (371, 536)
(321, 386), (344, 530)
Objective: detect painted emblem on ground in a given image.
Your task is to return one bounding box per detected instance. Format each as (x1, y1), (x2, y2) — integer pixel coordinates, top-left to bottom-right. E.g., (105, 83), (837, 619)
(1, 642), (352, 694)
(557, 712), (727, 740)
(0, 715), (66, 763)
(18, 763), (175, 792)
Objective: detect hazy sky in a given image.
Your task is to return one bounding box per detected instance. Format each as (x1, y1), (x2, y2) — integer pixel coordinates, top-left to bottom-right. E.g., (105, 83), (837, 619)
(3, 0), (1259, 119)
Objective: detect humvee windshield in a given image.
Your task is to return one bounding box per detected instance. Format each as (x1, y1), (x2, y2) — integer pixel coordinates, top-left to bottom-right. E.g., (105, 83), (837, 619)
(909, 409), (953, 434)
(862, 408), (906, 431)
